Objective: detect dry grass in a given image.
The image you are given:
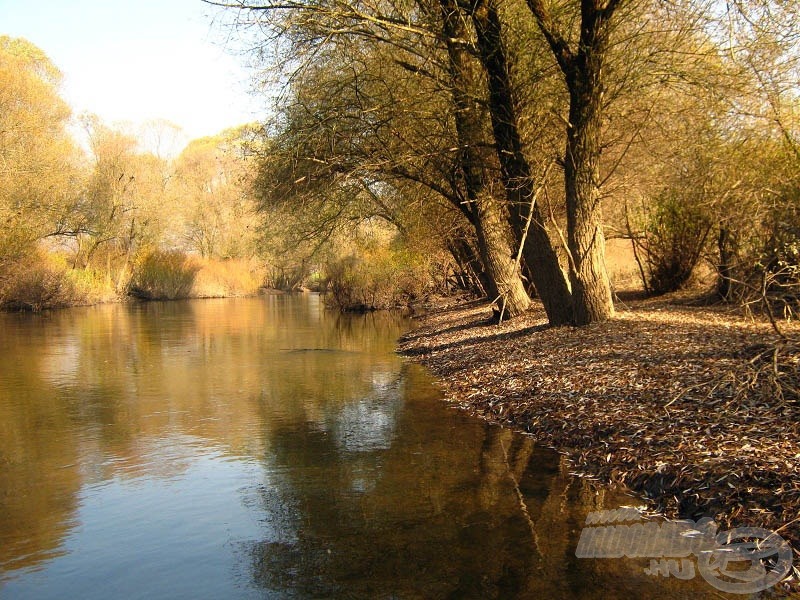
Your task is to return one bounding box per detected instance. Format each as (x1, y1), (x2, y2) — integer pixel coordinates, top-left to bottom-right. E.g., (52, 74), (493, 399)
(1, 251), (268, 310)
(398, 295), (800, 592)
(605, 237), (643, 291)
(130, 250), (200, 300)
(0, 251), (116, 310)
(191, 257), (265, 298)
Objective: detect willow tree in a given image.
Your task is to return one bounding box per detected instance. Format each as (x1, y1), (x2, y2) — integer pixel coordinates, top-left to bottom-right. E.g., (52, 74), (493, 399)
(461, 0), (574, 324)
(439, 0), (532, 316)
(0, 36), (80, 268)
(215, 0), (536, 316)
(523, 0), (624, 324)
(173, 126), (262, 259)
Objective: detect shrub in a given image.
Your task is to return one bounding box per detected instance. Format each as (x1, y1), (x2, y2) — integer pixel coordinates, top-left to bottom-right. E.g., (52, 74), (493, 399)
(130, 250), (200, 300)
(191, 258), (265, 297)
(0, 252), (70, 310)
(0, 251), (115, 310)
(718, 189), (800, 317)
(63, 266), (117, 305)
(324, 246), (432, 311)
(760, 197), (800, 300)
(631, 193), (714, 295)
(264, 263), (311, 291)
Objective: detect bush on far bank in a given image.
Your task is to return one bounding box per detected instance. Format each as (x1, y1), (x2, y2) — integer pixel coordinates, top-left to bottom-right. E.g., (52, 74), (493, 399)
(324, 245), (437, 312)
(129, 249), (200, 300)
(0, 250), (116, 311)
(0, 245), (269, 311)
(191, 256), (266, 298)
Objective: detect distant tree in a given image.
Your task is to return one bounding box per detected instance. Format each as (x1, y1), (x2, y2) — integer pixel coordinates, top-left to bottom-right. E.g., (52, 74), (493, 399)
(0, 36), (81, 269)
(172, 125), (262, 259)
(74, 116), (176, 290)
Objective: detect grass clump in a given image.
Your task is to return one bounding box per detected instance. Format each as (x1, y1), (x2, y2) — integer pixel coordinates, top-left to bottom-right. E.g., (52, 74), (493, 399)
(130, 250), (200, 300)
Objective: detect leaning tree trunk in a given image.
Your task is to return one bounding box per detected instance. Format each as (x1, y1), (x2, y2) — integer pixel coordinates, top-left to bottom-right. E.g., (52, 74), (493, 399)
(473, 195), (532, 317)
(440, 0), (531, 318)
(448, 235), (491, 296)
(470, 0), (574, 325)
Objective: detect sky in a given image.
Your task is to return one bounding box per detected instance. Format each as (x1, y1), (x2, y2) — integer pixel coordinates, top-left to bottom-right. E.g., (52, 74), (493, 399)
(0, 0), (265, 148)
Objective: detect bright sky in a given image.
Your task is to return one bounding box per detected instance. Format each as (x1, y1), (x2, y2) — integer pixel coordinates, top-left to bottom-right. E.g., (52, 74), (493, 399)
(0, 0), (263, 147)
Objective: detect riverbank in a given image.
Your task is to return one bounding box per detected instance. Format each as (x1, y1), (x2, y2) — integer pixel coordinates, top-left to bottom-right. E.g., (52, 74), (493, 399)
(0, 253), (267, 311)
(397, 294), (800, 589)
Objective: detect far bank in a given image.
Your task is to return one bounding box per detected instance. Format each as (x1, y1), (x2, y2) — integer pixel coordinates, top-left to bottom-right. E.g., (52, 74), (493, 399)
(0, 252), (268, 312)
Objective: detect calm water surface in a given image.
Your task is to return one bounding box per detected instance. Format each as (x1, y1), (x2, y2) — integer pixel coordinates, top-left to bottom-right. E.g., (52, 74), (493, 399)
(0, 295), (720, 598)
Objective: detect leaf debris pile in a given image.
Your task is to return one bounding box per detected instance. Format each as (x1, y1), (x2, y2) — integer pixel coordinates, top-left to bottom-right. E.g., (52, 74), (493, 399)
(398, 297), (800, 588)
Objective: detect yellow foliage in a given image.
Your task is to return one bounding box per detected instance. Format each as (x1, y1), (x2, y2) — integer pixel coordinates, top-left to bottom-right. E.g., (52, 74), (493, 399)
(191, 258), (266, 298)
(0, 36), (80, 255)
(0, 250), (116, 310)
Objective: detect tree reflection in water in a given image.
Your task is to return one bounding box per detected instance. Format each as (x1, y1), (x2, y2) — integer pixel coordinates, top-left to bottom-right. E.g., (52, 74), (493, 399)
(241, 363), (715, 598)
(0, 296), (727, 599)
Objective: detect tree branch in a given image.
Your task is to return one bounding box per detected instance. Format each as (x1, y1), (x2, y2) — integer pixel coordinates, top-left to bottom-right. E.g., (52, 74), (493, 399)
(525, 0), (574, 74)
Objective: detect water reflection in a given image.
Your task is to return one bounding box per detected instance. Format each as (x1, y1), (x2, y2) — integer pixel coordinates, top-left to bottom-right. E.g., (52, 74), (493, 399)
(0, 296), (728, 598)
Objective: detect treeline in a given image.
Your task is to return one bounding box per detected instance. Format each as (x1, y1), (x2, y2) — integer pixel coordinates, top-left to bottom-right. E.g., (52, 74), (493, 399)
(215, 0), (800, 323)
(0, 36), (271, 310)
(0, 34), (448, 312)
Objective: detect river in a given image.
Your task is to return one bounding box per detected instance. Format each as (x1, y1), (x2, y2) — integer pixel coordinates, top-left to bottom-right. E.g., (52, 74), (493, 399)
(0, 295), (723, 598)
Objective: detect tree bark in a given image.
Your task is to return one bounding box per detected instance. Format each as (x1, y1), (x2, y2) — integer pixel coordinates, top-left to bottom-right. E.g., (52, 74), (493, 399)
(473, 194), (533, 317)
(564, 73), (615, 324)
(716, 225), (734, 301)
(440, 0), (531, 318)
(447, 235), (490, 296)
(526, 0), (619, 325)
(469, 0), (574, 325)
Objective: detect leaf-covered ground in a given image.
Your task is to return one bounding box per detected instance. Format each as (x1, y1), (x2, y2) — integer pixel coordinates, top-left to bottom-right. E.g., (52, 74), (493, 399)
(397, 295), (800, 591)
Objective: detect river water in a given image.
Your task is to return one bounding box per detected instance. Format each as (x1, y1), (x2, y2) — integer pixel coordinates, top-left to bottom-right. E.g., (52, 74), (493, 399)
(0, 295), (723, 598)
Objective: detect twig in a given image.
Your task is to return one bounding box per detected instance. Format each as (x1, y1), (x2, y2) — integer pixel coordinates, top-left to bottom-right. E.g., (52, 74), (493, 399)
(665, 378), (718, 408)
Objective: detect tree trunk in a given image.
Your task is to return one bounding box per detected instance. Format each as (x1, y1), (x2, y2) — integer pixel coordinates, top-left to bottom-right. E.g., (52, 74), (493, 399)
(526, 0), (621, 325)
(440, 0), (531, 318)
(716, 225), (734, 301)
(470, 0), (574, 325)
(564, 77), (614, 325)
(448, 235), (490, 296)
(473, 195), (533, 317)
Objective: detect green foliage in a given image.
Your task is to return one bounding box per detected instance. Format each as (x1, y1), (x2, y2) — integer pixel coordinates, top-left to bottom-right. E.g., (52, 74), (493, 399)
(130, 250), (200, 300)
(61, 264), (117, 304)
